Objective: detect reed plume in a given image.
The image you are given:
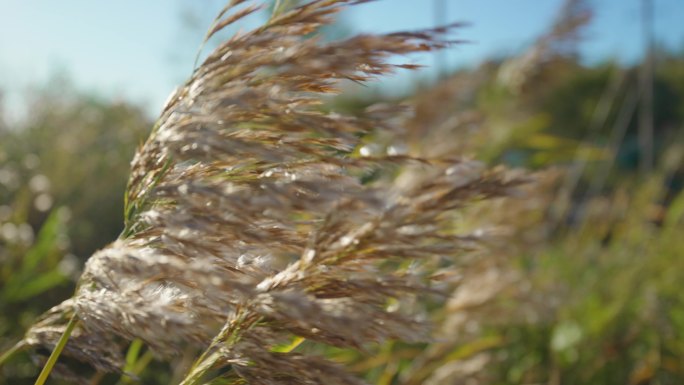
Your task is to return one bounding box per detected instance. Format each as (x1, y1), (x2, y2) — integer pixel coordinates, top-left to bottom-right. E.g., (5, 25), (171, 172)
(17, 1), (522, 383)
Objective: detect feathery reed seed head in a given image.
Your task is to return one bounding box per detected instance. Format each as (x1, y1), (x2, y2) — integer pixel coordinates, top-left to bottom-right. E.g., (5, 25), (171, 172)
(21, 1), (523, 383)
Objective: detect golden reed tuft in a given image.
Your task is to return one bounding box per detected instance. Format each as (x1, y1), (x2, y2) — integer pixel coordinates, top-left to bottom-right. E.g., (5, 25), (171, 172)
(19, 1), (524, 383)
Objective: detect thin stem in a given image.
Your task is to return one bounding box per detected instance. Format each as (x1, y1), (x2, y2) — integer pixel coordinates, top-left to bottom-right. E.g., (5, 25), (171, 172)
(34, 315), (79, 385)
(179, 310), (256, 385)
(131, 351), (155, 378)
(89, 371), (105, 385)
(0, 341), (26, 367)
(273, 0), (283, 17)
(271, 0), (295, 19)
(117, 349), (154, 385)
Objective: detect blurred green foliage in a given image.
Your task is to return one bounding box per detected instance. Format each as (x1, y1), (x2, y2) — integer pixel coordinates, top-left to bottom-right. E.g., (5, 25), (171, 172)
(491, 179), (684, 384)
(1, 36), (683, 385)
(0, 77), (150, 383)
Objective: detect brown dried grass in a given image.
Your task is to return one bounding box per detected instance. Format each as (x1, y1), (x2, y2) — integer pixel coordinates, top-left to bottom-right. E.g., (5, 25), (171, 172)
(18, 1), (523, 383)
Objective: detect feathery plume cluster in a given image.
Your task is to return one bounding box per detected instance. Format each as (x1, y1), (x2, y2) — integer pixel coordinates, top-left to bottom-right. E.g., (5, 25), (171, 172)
(498, 0), (591, 92)
(19, 1), (523, 383)
(376, 3), (590, 378)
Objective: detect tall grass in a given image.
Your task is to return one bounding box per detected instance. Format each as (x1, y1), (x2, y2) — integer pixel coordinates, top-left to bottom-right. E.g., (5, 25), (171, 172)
(9, 1), (521, 384)
(3, 1), (682, 384)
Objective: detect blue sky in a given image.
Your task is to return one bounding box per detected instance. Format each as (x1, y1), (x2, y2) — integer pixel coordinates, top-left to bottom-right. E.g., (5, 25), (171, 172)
(1, 0), (682, 120)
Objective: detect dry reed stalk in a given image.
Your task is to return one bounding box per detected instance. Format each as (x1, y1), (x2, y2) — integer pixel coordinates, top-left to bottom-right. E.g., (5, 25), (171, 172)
(18, 1), (523, 383)
(386, 4), (594, 382)
(498, 0), (592, 93)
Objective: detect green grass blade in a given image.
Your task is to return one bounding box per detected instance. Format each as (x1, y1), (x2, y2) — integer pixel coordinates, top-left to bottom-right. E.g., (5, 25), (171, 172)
(34, 315), (78, 385)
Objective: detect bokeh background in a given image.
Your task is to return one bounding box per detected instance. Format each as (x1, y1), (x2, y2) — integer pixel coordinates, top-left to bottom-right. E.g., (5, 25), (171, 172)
(1, 0), (684, 384)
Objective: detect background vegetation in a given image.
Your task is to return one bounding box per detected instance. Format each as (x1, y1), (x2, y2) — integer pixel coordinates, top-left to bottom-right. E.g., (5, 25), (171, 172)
(1, 1), (683, 384)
